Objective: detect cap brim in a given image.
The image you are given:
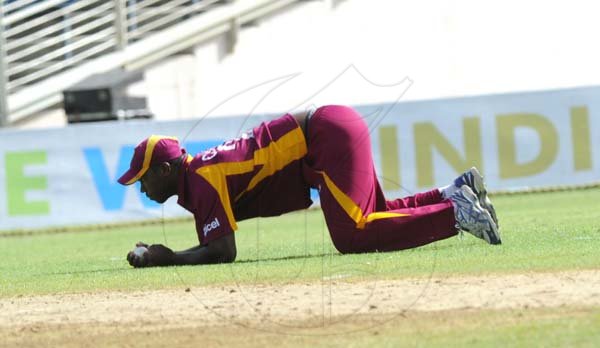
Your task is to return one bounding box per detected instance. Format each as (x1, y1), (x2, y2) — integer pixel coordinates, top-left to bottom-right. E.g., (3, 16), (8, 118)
(118, 169), (138, 185)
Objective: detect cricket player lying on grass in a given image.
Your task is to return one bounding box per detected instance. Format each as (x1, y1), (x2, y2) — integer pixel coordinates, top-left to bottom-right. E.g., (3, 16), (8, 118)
(119, 105), (501, 268)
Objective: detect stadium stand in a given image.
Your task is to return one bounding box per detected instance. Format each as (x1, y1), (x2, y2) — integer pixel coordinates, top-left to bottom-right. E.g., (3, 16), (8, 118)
(0, 0), (309, 126)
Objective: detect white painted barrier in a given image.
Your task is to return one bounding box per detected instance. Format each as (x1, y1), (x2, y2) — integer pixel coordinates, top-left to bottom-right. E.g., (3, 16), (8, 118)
(0, 86), (598, 231)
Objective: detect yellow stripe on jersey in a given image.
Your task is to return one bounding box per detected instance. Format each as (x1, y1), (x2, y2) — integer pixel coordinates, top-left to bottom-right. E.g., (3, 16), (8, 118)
(125, 135), (179, 185)
(244, 127), (307, 194)
(196, 159), (254, 232)
(319, 171), (410, 229)
(195, 127), (307, 232)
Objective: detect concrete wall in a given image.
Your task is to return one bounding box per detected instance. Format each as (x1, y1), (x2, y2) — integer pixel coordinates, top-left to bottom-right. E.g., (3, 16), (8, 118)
(19, 0), (600, 127)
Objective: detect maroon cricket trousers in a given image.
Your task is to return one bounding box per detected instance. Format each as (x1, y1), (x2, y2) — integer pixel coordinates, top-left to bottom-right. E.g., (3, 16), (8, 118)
(302, 105), (458, 253)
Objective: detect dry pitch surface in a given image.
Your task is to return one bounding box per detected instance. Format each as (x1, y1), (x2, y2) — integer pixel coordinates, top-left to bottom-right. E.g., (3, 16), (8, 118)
(2, 270), (599, 347)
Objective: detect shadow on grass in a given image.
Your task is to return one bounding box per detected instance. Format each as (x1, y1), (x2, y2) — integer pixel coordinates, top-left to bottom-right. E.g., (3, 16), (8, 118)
(235, 252), (343, 264)
(33, 242), (465, 277)
(34, 253), (339, 276)
(32, 253), (346, 277)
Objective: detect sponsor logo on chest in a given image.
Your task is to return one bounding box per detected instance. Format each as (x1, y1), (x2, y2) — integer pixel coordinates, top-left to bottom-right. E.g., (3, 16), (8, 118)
(203, 217), (220, 237)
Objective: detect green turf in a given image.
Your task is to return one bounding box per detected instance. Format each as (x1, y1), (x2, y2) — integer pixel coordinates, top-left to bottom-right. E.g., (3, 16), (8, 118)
(268, 307), (600, 348)
(1, 188), (600, 297)
(188, 307), (600, 348)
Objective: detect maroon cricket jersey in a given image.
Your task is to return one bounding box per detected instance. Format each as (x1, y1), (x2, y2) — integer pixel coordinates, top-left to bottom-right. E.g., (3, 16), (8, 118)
(177, 114), (312, 245)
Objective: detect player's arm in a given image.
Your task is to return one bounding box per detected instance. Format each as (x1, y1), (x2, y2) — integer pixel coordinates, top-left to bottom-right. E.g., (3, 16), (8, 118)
(127, 234), (236, 267)
(172, 233), (237, 265)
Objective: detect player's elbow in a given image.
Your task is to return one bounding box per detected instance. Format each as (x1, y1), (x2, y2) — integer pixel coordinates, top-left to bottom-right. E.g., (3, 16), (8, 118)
(213, 233), (237, 263)
(220, 240), (237, 263)
(220, 247), (236, 263)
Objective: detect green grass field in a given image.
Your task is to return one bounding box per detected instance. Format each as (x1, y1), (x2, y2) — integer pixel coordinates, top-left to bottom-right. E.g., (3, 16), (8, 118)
(2, 188), (600, 296)
(1, 188), (599, 347)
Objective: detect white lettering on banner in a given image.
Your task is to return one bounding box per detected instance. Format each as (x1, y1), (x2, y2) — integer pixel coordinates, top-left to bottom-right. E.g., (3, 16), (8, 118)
(203, 217), (220, 237)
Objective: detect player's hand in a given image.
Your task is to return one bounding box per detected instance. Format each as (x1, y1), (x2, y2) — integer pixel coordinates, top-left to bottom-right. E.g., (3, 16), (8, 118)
(126, 243), (175, 267)
(147, 244), (175, 266)
(135, 241), (149, 248)
(127, 247), (149, 268)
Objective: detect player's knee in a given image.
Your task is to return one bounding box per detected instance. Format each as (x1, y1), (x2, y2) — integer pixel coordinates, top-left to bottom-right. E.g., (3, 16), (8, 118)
(331, 239), (368, 254)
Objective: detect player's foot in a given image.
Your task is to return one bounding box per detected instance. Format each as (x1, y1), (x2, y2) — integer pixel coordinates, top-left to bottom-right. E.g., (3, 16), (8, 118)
(455, 167), (499, 228)
(451, 185), (501, 245)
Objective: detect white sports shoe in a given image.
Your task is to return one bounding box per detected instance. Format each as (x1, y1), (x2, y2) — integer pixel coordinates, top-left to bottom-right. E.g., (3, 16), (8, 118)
(455, 167), (499, 228)
(451, 185), (501, 245)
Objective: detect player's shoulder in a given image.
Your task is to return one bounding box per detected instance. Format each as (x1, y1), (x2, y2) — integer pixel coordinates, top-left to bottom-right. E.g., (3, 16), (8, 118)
(181, 155), (217, 203)
(187, 152), (229, 186)
(187, 153), (211, 175)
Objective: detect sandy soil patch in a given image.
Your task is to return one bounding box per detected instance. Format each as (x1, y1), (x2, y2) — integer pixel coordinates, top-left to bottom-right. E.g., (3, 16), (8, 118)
(1, 270), (599, 346)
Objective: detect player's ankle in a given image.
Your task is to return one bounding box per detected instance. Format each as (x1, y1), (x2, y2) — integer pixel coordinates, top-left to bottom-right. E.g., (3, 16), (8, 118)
(439, 184), (458, 199)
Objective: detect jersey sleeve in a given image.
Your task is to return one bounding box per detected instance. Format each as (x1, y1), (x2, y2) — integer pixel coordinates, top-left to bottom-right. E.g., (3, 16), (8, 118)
(190, 176), (236, 245)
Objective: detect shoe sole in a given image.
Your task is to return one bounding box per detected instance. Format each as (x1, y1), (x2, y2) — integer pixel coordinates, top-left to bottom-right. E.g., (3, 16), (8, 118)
(468, 167), (499, 228)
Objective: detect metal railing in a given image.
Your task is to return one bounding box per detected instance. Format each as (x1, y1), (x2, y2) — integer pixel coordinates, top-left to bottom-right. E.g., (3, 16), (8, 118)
(0, 0), (306, 126)
(1, 0), (223, 93)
